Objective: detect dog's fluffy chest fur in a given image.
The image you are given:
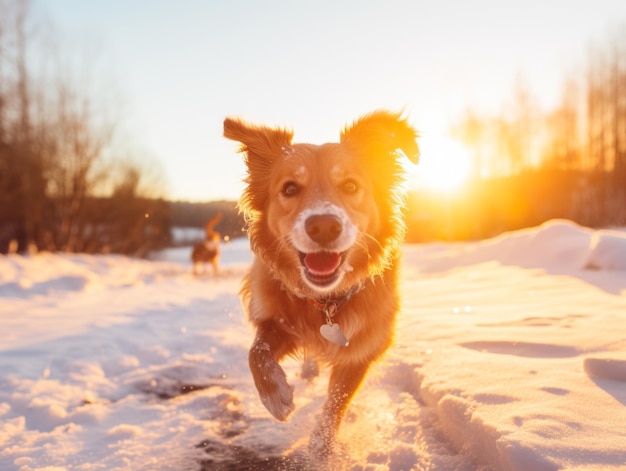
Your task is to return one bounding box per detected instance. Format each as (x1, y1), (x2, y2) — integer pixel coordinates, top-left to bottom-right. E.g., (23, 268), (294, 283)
(245, 256), (399, 365)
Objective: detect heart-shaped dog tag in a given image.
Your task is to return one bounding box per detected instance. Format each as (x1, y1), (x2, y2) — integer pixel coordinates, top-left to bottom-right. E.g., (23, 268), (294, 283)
(320, 323), (349, 347)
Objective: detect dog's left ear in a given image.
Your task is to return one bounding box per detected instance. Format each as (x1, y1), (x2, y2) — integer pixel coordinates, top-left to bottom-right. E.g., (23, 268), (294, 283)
(340, 110), (419, 164)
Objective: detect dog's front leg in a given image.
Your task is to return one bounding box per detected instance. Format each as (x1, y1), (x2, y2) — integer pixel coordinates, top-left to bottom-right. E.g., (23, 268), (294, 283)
(248, 320), (296, 422)
(309, 361), (370, 457)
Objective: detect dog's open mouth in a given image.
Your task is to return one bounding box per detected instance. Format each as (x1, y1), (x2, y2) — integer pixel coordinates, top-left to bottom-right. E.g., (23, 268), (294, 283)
(298, 251), (346, 287)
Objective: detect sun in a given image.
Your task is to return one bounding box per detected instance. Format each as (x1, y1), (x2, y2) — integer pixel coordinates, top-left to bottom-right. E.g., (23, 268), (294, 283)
(406, 134), (473, 193)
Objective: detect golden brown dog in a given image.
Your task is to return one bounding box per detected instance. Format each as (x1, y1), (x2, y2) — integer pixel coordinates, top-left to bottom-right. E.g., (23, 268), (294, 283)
(224, 110), (419, 457)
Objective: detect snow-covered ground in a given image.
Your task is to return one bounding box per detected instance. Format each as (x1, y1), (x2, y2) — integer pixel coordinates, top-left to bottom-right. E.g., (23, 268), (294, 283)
(1, 219), (625, 471)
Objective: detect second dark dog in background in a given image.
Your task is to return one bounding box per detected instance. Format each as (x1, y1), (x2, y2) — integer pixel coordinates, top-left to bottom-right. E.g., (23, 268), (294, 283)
(191, 212), (222, 275)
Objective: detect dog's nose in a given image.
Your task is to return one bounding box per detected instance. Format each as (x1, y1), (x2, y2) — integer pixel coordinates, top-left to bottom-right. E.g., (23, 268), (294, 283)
(305, 214), (342, 246)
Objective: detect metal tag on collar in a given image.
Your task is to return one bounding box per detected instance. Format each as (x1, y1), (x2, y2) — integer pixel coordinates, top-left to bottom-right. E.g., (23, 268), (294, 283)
(320, 303), (349, 347)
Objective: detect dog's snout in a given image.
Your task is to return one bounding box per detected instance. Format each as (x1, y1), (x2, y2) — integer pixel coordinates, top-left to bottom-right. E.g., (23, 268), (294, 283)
(305, 214), (342, 246)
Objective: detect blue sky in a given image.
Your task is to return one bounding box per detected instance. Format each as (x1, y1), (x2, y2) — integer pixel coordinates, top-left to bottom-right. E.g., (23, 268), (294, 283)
(38, 0), (626, 201)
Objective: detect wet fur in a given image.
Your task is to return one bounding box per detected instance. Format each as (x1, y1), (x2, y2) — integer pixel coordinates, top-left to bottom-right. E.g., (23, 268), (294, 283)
(224, 110), (419, 457)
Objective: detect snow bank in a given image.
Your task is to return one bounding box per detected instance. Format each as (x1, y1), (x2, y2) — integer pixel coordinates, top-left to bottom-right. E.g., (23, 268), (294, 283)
(0, 222), (625, 470)
(411, 219), (594, 272)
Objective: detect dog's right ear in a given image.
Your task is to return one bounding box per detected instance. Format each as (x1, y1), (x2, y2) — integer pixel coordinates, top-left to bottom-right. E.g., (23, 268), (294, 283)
(340, 110), (419, 164)
(224, 117), (294, 211)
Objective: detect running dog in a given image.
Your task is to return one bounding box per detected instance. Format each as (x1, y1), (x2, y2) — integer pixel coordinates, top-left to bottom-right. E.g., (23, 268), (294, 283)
(191, 212), (222, 275)
(224, 110), (419, 457)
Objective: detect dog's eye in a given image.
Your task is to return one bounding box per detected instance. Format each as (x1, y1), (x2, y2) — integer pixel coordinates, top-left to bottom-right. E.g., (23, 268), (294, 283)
(282, 181), (300, 197)
(342, 180), (358, 194)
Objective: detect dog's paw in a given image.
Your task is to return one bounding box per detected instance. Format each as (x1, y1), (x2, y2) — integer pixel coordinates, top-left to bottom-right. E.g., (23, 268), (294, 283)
(257, 360), (295, 421)
(249, 344), (295, 421)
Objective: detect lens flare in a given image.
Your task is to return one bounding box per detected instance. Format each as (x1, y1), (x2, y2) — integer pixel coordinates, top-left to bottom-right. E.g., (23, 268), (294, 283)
(407, 135), (472, 193)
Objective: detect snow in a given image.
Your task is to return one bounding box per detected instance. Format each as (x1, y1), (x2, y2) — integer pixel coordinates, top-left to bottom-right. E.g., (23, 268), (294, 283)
(1, 219), (625, 471)
(585, 229), (626, 271)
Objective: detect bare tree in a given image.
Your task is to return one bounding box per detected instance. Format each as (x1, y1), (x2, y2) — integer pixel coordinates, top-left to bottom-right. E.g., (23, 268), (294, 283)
(0, 0), (170, 255)
(544, 79), (582, 171)
(584, 31), (626, 225)
(452, 109), (487, 179)
(507, 77), (538, 172)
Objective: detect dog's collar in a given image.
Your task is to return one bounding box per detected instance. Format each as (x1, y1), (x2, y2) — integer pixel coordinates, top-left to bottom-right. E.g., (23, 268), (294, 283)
(306, 283), (365, 347)
(306, 282), (365, 316)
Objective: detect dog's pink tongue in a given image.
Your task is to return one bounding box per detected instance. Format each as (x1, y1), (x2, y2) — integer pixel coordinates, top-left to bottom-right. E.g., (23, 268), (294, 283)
(304, 252), (341, 275)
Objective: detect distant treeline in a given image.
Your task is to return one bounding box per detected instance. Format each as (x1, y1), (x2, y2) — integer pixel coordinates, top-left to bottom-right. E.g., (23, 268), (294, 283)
(404, 169), (604, 242)
(0, 194), (172, 256)
(169, 200), (245, 241)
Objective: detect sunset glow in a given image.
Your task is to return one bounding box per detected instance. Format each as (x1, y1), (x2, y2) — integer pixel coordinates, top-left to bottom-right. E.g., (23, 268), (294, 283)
(409, 135), (473, 193)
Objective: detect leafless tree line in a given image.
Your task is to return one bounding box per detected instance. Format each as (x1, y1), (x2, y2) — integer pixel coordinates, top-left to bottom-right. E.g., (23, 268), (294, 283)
(0, 0), (170, 255)
(415, 30), (626, 241)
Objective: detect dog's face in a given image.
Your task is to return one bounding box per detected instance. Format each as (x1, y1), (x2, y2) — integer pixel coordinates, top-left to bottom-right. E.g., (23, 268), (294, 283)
(224, 111), (419, 298)
(266, 142), (378, 293)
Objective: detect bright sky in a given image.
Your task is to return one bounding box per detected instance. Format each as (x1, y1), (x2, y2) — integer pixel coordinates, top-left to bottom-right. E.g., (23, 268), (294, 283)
(38, 0), (626, 201)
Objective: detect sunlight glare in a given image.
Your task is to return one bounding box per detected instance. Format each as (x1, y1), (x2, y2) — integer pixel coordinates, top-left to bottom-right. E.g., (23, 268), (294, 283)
(407, 135), (473, 193)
